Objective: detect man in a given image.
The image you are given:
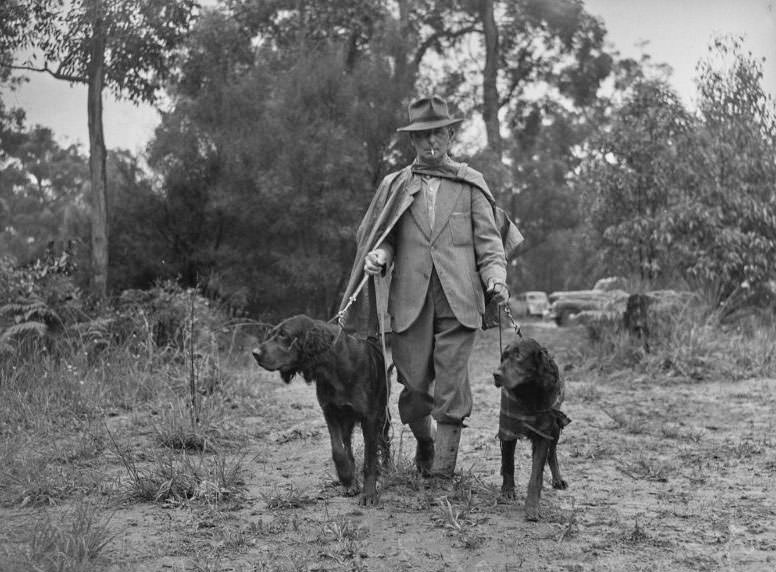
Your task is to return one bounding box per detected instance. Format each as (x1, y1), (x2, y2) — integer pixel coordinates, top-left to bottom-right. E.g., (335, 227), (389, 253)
(341, 95), (511, 478)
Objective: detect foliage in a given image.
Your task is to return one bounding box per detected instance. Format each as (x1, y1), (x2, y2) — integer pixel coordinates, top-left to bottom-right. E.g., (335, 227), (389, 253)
(149, 5), (407, 318)
(0, 125), (89, 266)
(114, 281), (219, 353)
(0, 246), (81, 357)
(579, 37), (776, 298)
(676, 36), (776, 294)
(580, 291), (776, 381)
(1, 0), (200, 298)
(416, 0), (612, 111)
(0, 242), (226, 375)
(107, 150), (173, 291)
(3, 3), (774, 315)
(0, 0), (199, 103)
(416, 0), (620, 292)
(0, 117), (164, 293)
(580, 79), (692, 281)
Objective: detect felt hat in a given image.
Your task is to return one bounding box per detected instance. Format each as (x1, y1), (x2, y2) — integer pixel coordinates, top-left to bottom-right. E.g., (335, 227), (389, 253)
(396, 95), (464, 132)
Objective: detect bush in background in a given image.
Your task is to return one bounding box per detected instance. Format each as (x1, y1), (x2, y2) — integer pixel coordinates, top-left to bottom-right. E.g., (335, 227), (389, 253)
(579, 284), (776, 381)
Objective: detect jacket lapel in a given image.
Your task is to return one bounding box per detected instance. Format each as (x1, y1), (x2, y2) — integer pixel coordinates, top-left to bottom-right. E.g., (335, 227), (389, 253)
(430, 179), (463, 244)
(406, 175), (432, 238)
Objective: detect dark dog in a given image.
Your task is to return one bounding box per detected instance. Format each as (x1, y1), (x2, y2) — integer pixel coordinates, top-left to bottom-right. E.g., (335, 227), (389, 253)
(493, 337), (570, 521)
(252, 315), (390, 506)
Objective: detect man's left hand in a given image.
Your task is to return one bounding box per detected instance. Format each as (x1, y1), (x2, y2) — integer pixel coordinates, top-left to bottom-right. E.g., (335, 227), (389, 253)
(487, 280), (510, 305)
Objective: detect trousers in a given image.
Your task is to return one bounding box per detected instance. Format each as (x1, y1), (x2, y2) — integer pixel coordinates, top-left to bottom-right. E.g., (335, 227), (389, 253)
(391, 268), (477, 425)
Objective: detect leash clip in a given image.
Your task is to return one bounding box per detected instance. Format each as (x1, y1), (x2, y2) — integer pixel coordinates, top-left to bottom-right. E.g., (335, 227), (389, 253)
(332, 273), (370, 329)
(503, 302), (523, 338)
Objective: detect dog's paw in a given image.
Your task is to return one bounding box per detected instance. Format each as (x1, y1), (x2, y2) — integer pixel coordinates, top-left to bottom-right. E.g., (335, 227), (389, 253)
(501, 486), (516, 500)
(524, 507), (540, 522)
(343, 483), (361, 497)
(359, 489), (379, 507)
(552, 478), (568, 490)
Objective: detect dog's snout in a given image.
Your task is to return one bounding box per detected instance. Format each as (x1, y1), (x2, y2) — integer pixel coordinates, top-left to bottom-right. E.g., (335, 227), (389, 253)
(493, 370), (505, 387)
(251, 347), (263, 363)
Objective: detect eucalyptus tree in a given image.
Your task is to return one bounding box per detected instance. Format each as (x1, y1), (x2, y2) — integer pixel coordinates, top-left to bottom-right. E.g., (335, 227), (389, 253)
(581, 79), (693, 282)
(682, 36), (776, 297)
(0, 0), (198, 298)
(149, 3), (408, 317)
(579, 36), (776, 297)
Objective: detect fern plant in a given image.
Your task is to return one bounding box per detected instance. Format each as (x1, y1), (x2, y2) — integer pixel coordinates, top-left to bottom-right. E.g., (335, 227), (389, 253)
(0, 297), (62, 356)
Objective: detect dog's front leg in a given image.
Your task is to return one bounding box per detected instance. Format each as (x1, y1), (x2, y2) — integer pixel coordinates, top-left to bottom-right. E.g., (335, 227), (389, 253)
(548, 440), (568, 490)
(500, 438), (517, 499)
(359, 415), (380, 506)
(323, 407), (358, 496)
(525, 438), (550, 521)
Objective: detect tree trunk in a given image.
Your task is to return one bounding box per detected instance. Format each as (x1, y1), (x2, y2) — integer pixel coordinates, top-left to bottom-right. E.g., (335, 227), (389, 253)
(394, 0), (417, 91)
(87, 3), (109, 299)
(479, 0), (502, 157)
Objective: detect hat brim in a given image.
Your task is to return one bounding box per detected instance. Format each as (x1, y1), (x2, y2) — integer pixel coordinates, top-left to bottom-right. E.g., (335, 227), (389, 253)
(396, 117), (463, 132)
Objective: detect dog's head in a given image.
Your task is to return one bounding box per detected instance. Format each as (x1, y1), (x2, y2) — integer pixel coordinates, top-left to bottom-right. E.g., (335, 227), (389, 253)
(493, 337), (560, 392)
(251, 314), (336, 382)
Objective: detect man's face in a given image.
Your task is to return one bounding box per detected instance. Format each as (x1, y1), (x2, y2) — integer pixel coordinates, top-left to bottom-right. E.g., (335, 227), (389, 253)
(410, 127), (453, 164)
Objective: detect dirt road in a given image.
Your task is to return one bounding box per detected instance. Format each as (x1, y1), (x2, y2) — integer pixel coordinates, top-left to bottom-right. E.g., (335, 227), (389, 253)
(4, 321), (775, 571)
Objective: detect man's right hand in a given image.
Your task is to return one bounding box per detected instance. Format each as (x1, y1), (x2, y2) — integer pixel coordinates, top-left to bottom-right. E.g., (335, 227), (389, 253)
(364, 249), (388, 275)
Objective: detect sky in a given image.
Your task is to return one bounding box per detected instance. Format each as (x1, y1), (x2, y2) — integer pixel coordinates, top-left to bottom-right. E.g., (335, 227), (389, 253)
(3, 0), (775, 153)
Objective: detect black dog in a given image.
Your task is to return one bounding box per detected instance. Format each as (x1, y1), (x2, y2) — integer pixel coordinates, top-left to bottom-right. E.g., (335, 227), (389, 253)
(252, 315), (390, 506)
(493, 337), (570, 521)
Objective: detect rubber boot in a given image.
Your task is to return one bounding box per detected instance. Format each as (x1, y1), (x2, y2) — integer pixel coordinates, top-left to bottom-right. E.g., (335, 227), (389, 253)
(409, 416), (435, 476)
(430, 423), (461, 478)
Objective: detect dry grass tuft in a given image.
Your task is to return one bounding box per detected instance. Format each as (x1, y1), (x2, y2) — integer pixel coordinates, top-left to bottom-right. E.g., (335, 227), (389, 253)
(578, 291), (776, 382)
(3, 500), (113, 572)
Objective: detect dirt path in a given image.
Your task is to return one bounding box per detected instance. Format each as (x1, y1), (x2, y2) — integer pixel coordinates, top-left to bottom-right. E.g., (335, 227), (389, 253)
(4, 322), (776, 571)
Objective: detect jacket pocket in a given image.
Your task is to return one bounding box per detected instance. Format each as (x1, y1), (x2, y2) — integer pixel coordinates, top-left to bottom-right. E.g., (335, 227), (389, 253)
(448, 212), (473, 246)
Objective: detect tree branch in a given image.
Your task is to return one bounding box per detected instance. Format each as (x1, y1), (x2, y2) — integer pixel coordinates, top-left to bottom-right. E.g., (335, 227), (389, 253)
(412, 23), (479, 70)
(499, 49), (534, 108)
(2, 61), (87, 83)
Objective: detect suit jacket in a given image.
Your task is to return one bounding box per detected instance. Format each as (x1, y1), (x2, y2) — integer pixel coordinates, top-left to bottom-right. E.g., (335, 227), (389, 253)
(339, 159), (514, 336)
(384, 172), (506, 332)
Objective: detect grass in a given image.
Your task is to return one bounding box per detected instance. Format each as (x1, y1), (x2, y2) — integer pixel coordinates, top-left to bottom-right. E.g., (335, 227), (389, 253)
(618, 453), (674, 482)
(3, 500), (114, 572)
(1, 283), (775, 570)
(0, 426), (109, 508)
(577, 291), (776, 382)
(151, 398), (248, 452)
(107, 425), (247, 505)
(260, 484), (317, 510)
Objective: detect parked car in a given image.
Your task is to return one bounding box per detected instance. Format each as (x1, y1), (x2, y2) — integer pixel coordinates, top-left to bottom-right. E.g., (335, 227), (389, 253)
(548, 276), (696, 329)
(510, 291), (550, 318)
(547, 282), (629, 326)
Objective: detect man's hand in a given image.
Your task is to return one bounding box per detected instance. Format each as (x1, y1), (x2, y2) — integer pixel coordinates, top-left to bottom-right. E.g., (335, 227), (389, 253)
(364, 249), (388, 275)
(487, 279), (510, 305)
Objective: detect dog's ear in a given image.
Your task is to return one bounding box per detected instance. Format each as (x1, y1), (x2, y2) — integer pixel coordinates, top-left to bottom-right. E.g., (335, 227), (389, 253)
(535, 347), (560, 389)
(300, 324), (335, 360)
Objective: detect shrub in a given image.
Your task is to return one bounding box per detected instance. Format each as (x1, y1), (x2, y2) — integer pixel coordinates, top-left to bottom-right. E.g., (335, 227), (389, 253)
(580, 288), (776, 380)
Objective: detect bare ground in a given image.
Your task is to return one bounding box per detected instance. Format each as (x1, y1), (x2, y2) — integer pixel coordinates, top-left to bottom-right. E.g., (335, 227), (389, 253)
(2, 321), (775, 571)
